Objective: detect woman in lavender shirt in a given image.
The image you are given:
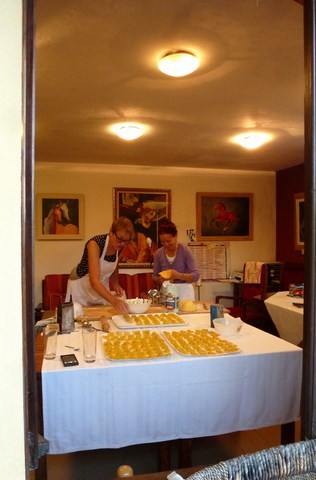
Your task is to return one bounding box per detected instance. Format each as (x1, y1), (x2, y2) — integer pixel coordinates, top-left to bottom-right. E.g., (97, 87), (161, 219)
(153, 220), (200, 300)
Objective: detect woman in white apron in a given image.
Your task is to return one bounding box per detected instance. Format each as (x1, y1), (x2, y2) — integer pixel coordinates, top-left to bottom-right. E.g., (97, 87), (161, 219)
(153, 220), (200, 300)
(66, 217), (134, 313)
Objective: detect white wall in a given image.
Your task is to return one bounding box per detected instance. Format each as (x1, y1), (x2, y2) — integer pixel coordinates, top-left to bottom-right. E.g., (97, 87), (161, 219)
(35, 163), (276, 305)
(0, 0), (26, 478)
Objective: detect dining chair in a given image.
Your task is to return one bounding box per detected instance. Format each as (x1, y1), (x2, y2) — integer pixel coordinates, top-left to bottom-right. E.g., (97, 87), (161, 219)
(136, 272), (156, 298)
(42, 273), (70, 310)
(35, 273), (69, 322)
(35, 272), (155, 320)
(118, 273), (155, 299)
(186, 439), (316, 480)
(215, 263), (277, 333)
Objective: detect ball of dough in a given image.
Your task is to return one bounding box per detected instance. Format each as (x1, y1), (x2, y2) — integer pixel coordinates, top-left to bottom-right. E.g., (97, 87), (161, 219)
(178, 299), (197, 312)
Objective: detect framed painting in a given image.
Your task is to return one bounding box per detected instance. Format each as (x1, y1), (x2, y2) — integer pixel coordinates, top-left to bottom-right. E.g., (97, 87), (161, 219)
(113, 187), (171, 267)
(294, 192), (304, 250)
(36, 194), (84, 240)
(196, 192), (253, 241)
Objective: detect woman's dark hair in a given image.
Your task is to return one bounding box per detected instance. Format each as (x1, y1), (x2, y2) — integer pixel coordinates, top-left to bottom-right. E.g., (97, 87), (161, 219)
(158, 219), (177, 237)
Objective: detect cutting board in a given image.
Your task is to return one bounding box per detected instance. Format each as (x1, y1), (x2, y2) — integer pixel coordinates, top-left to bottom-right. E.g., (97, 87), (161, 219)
(82, 304), (165, 319)
(82, 302), (214, 319)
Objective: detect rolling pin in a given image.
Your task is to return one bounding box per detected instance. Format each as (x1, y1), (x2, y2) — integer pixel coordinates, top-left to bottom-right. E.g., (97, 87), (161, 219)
(100, 316), (110, 332)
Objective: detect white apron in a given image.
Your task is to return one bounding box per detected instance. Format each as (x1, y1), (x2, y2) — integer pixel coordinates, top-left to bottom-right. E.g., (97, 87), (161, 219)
(175, 283), (195, 301)
(66, 236), (118, 306)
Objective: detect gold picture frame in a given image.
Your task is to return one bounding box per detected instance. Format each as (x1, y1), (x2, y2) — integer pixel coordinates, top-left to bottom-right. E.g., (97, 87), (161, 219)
(196, 192), (253, 241)
(113, 187), (171, 266)
(36, 194), (84, 240)
(294, 192), (304, 251)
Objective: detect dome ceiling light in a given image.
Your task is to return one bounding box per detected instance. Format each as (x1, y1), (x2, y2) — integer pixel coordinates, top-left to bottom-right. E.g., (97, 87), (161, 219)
(113, 123), (144, 141)
(158, 51), (200, 77)
(232, 132), (271, 149)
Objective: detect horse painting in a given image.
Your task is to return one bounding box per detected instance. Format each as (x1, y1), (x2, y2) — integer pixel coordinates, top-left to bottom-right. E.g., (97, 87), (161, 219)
(43, 201), (79, 235)
(210, 202), (237, 233)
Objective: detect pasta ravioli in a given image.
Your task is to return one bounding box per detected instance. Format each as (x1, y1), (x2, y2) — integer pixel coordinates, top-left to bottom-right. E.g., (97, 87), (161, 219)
(102, 331), (171, 360)
(163, 329), (240, 356)
(121, 312), (185, 326)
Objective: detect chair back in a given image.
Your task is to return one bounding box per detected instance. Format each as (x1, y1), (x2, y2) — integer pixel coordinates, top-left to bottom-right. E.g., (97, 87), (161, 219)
(119, 273), (155, 299)
(241, 262), (268, 301)
(215, 262), (281, 333)
(42, 272), (155, 310)
(42, 274), (70, 310)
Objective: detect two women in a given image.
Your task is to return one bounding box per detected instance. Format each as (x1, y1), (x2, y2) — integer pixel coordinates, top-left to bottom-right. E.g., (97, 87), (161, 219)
(66, 216), (200, 309)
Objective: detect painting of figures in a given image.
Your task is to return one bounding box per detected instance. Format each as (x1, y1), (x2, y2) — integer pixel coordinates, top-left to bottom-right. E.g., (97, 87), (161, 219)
(113, 188), (171, 266)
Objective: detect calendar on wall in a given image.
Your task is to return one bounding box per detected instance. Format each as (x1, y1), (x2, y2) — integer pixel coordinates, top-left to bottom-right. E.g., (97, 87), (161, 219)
(188, 242), (230, 280)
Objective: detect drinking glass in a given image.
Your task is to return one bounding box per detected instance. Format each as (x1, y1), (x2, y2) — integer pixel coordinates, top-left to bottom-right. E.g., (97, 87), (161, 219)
(82, 327), (97, 363)
(43, 324), (59, 360)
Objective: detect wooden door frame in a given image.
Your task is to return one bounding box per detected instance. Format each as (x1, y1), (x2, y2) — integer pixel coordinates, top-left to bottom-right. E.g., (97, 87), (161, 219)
(24, 0), (315, 474)
(301, 0), (316, 440)
(23, 0), (38, 470)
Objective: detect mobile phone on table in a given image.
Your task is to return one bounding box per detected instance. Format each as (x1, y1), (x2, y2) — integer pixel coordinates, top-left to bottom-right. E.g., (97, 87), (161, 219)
(60, 354), (79, 367)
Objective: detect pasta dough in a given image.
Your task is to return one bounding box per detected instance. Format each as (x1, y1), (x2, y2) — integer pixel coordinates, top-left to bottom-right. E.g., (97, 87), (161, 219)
(159, 270), (173, 280)
(178, 299), (197, 312)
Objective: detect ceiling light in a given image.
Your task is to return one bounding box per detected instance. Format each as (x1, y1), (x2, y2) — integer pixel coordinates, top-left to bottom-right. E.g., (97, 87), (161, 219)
(232, 133), (271, 149)
(158, 51), (200, 77)
(113, 123), (144, 141)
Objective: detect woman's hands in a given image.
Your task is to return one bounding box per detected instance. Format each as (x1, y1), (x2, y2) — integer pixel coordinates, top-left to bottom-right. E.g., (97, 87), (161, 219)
(111, 296), (129, 313)
(168, 269), (181, 282)
(112, 284), (125, 297)
(110, 282), (129, 313)
(159, 269), (183, 282)
(156, 270), (192, 283)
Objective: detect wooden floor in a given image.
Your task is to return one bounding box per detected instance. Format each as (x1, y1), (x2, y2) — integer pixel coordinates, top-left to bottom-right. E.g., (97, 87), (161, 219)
(30, 422), (301, 480)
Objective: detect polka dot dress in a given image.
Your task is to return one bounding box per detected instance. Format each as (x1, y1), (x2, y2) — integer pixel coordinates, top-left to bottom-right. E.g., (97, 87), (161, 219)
(76, 234), (117, 278)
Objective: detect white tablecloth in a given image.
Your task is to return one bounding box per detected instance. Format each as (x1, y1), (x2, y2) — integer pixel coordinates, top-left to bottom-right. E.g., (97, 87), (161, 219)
(264, 291), (303, 345)
(42, 314), (302, 455)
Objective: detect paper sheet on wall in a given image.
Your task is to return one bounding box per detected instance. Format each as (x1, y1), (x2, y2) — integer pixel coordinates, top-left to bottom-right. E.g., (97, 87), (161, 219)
(188, 242), (230, 280)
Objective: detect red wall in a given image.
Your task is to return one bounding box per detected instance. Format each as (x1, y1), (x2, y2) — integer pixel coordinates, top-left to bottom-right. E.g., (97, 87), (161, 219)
(276, 164), (304, 287)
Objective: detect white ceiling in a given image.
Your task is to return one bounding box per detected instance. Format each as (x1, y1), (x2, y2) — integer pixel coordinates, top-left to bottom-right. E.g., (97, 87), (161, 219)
(35, 0), (304, 172)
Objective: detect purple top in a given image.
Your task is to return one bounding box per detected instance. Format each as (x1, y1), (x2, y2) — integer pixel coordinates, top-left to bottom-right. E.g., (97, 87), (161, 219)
(153, 243), (200, 283)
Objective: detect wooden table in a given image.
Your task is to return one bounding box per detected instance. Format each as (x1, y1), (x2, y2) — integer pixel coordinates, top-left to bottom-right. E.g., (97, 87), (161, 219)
(41, 314), (301, 452)
(34, 308), (205, 478)
(36, 308), (301, 479)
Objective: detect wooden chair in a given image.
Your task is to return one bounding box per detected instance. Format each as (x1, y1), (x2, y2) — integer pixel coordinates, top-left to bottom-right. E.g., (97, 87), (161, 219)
(35, 274), (70, 321)
(119, 273), (155, 299)
(215, 263), (278, 333)
(35, 272), (155, 321)
(42, 273), (70, 310)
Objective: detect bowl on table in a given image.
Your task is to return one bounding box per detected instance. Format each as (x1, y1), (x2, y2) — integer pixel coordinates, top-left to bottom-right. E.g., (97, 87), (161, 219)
(125, 298), (152, 314)
(213, 316), (243, 336)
